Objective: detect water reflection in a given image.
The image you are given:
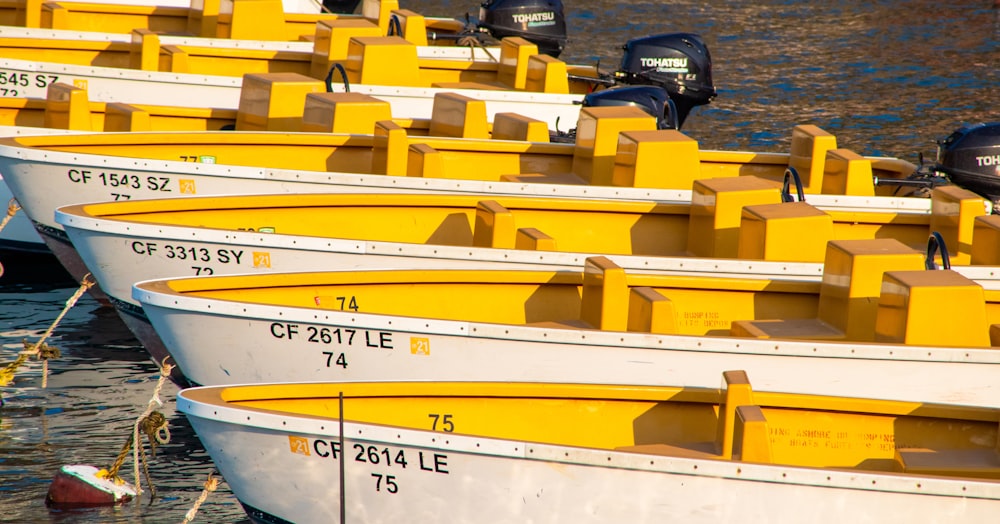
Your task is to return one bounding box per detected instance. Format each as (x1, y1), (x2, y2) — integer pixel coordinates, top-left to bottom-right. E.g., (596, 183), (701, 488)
(0, 291), (246, 522)
(412, 0), (998, 157)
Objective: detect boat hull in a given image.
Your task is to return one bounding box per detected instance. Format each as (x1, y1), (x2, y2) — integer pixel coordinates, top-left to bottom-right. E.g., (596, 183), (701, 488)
(181, 397), (1000, 524)
(0, 125), (78, 254)
(135, 279), (1000, 407)
(0, 173), (44, 254)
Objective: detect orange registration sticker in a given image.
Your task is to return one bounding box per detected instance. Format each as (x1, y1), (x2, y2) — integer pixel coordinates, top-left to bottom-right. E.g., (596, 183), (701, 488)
(253, 251), (272, 268)
(178, 179), (197, 194)
(288, 435), (310, 456)
(410, 337), (430, 355)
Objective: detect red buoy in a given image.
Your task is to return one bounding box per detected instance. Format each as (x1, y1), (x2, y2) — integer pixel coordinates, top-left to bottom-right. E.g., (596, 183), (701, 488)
(46, 465), (136, 507)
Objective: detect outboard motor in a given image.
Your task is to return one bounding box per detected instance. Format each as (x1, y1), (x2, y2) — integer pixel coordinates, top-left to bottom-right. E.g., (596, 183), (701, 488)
(614, 33), (716, 128)
(582, 86), (678, 130)
(549, 86), (676, 143)
(322, 0), (361, 13)
(478, 0), (567, 57)
(935, 123), (1000, 205)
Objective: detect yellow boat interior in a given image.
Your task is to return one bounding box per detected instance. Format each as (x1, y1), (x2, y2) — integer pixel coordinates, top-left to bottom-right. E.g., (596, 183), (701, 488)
(1, 83), (919, 196)
(0, 20), (597, 91)
(180, 370), (1000, 479)
(0, 0), (466, 42)
(75, 183), (991, 265)
(143, 237), (1000, 348)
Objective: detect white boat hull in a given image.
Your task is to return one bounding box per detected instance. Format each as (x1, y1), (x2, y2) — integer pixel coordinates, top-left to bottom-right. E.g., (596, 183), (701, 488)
(179, 394), (1000, 524)
(135, 278), (1000, 407)
(0, 126), (78, 253)
(0, 173), (44, 252)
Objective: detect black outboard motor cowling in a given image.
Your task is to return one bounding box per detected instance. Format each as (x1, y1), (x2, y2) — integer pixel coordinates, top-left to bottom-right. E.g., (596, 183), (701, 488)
(549, 86), (677, 143)
(582, 86), (678, 130)
(615, 33), (715, 128)
(322, 0), (361, 14)
(478, 0), (567, 57)
(936, 123), (1000, 204)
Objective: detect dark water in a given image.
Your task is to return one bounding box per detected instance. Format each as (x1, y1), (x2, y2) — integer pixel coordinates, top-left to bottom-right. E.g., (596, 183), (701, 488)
(0, 1), (997, 522)
(0, 280), (248, 523)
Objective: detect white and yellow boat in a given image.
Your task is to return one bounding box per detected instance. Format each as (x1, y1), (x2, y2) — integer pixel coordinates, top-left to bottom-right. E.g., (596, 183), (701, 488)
(177, 370), (1000, 523)
(57, 184), (992, 371)
(2, 102), (930, 294)
(0, 73), (528, 253)
(133, 238), (1000, 406)
(0, 31), (582, 109)
(0, 0), (477, 41)
(0, 7), (699, 123)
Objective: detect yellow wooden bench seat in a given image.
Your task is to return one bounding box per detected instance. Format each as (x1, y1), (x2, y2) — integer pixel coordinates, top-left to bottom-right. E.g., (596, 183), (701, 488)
(300, 92), (393, 134)
(406, 142), (442, 177)
(626, 286), (675, 334)
(571, 106), (658, 186)
(895, 447), (1000, 479)
(611, 130), (701, 189)
(44, 82), (93, 131)
(821, 148), (875, 196)
(568, 258), (678, 334)
(104, 102), (152, 131)
(497, 37), (537, 90)
(617, 370), (769, 462)
(372, 120), (408, 176)
(390, 9), (429, 46)
(686, 176), (784, 258)
(874, 269), (990, 347)
(515, 227), (556, 251)
(729, 317), (845, 340)
(737, 201), (833, 262)
(896, 415), (1000, 477)
(234, 72), (323, 132)
(928, 185), (989, 265)
(788, 124), (837, 193)
(472, 200), (515, 249)
(972, 215), (1000, 265)
(344, 36), (422, 87)
(492, 112), (549, 142)
(578, 256), (629, 331)
(310, 19), (383, 78)
(523, 53), (568, 94)
(428, 92), (489, 139)
(730, 239), (926, 342)
(498, 172), (588, 184)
